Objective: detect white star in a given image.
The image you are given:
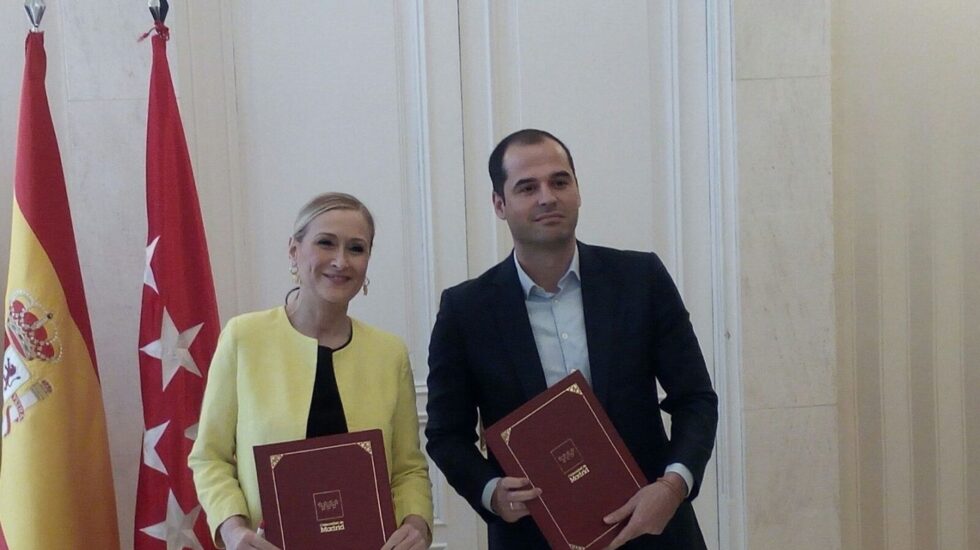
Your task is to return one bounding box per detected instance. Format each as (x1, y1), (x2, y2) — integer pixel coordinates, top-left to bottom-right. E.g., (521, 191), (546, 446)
(140, 490), (204, 550)
(184, 423), (198, 442)
(145, 236), (161, 293)
(143, 420), (170, 475)
(140, 308), (204, 390)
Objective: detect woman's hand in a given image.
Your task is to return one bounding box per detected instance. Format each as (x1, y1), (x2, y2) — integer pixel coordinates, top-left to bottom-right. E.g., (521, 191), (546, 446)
(218, 516), (280, 550)
(380, 514), (431, 550)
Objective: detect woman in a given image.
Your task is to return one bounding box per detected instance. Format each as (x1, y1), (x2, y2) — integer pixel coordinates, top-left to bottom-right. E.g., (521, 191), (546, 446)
(189, 193), (432, 550)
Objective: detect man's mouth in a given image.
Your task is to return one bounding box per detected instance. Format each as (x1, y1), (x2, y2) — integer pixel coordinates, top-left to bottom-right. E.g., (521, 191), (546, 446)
(535, 212), (564, 222)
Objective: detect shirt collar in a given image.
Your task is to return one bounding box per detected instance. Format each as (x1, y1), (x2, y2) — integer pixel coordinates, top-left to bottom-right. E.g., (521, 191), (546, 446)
(513, 245), (581, 298)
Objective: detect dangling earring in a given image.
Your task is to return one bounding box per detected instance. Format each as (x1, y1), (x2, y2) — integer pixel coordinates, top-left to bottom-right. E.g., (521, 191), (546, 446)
(289, 263), (299, 284)
(362, 276), (370, 296)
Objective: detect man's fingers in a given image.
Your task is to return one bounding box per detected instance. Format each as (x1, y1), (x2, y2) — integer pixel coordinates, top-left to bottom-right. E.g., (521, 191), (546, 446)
(604, 518), (640, 550)
(603, 500), (634, 525)
(508, 486), (542, 502)
(499, 476), (531, 489)
(499, 500), (533, 523)
(494, 476), (543, 522)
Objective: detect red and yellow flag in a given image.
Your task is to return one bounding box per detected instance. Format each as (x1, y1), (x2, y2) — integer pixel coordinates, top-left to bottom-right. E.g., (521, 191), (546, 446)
(0, 32), (120, 549)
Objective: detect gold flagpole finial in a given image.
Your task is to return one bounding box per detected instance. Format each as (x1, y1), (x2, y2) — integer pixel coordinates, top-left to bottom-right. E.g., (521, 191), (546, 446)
(25, 0), (45, 32)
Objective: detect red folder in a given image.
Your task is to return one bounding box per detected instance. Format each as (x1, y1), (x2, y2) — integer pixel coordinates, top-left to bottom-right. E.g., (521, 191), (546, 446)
(485, 370), (648, 549)
(253, 429), (396, 549)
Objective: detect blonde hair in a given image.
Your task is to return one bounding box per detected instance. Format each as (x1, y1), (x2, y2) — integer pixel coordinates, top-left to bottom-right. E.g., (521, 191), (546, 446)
(292, 192), (375, 246)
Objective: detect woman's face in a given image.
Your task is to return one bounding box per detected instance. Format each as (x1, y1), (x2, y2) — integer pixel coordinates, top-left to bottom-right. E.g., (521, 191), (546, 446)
(289, 208), (372, 307)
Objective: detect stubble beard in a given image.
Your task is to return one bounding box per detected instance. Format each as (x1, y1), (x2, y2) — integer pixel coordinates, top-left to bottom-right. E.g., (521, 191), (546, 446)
(514, 217), (577, 253)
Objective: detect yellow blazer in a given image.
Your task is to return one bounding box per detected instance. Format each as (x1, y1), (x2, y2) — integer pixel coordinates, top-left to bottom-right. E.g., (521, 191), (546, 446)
(189, 307), (432, 543)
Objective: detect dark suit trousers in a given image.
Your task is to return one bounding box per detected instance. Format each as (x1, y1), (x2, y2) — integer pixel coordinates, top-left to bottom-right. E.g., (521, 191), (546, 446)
(487, 502), (707, 550)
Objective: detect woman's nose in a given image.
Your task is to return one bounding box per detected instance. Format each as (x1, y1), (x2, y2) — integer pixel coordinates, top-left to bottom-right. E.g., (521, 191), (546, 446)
(330, 250), (348, 268)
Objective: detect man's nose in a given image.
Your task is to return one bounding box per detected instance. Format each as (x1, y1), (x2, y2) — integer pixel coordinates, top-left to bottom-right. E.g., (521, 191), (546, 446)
(538, 185), (558, 204)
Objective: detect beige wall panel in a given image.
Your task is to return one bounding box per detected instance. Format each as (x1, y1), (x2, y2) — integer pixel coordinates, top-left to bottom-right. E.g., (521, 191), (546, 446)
(850, 153), (885, 550)
(834, 1), (980, 549)
(965, 189), (980, 550)
(878, 165), (913, 550)
(735, 77), (834, 411)
(733, 0), (837, 547)
(933, 156), (966, 550)
(733, 0), (829, 79)
(744, 405), (840, 550)
(907, 166), (938, 549)
(832, 85), (860, 549)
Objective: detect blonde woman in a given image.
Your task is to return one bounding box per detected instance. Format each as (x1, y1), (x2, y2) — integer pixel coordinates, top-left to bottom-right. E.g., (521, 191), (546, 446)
(189, 193), (432, 550)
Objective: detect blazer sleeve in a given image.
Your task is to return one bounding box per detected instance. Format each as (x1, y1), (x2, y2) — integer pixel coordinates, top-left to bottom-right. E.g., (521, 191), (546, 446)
(425, 288), (501, 521)
(647, 253), (719, 500)
(388, 345), (434, 529)
(188, 318), (250, 544)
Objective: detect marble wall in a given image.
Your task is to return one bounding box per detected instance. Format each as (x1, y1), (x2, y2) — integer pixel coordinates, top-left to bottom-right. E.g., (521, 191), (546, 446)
(733, 1), (841, 548)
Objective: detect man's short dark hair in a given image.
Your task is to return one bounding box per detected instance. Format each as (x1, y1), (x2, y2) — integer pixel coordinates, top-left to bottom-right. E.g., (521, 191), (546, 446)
(488, 129), (576, 197)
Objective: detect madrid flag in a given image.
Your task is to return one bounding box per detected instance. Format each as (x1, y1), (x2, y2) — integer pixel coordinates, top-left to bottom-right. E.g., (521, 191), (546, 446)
(134, 23), (219, 550)
(0, 32), (121, 549)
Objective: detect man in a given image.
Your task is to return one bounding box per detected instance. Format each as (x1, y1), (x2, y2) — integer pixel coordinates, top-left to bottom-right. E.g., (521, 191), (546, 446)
(425, 129), (718, 549)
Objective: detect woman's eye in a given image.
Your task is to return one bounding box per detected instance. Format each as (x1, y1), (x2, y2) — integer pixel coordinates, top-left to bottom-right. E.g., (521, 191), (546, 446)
(350, 245), (365, 254)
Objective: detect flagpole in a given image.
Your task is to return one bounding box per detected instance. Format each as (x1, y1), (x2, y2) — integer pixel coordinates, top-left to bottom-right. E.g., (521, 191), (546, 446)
(24, 0), (45, 32)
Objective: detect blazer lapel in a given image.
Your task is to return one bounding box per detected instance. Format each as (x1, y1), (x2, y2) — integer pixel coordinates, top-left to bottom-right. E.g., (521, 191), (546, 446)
(490, 256), (548, 400)
(579, 243), (617, 406)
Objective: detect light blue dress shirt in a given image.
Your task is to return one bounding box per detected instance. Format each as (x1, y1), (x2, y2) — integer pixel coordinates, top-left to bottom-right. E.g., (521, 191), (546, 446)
(514, 248), (592, 387)
(481, 247), (692, 512)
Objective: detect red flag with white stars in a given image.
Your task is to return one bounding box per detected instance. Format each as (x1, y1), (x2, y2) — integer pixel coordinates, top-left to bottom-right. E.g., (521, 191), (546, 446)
(134, 23), (219, 550)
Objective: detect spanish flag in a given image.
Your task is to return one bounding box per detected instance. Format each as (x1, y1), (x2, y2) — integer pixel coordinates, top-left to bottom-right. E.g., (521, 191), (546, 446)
(0, 32), (121, 549)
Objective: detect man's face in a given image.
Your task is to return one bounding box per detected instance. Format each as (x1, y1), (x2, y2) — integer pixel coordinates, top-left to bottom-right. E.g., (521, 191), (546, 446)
(493, 139), (581, 250)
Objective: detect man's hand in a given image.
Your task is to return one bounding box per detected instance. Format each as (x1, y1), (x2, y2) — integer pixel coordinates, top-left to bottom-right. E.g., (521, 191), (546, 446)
(601, 473), (687, 549)
(491, 477), (542, 523)
(381, 514), (430, 550)
(218, 516), (280, 550)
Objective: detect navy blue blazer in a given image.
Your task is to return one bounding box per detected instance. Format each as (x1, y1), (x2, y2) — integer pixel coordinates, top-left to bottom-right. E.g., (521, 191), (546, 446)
(426, 242), (718, 549)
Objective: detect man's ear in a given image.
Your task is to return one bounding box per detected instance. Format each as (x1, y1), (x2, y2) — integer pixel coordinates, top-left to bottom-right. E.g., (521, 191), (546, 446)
(492, 191), (506, 220)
